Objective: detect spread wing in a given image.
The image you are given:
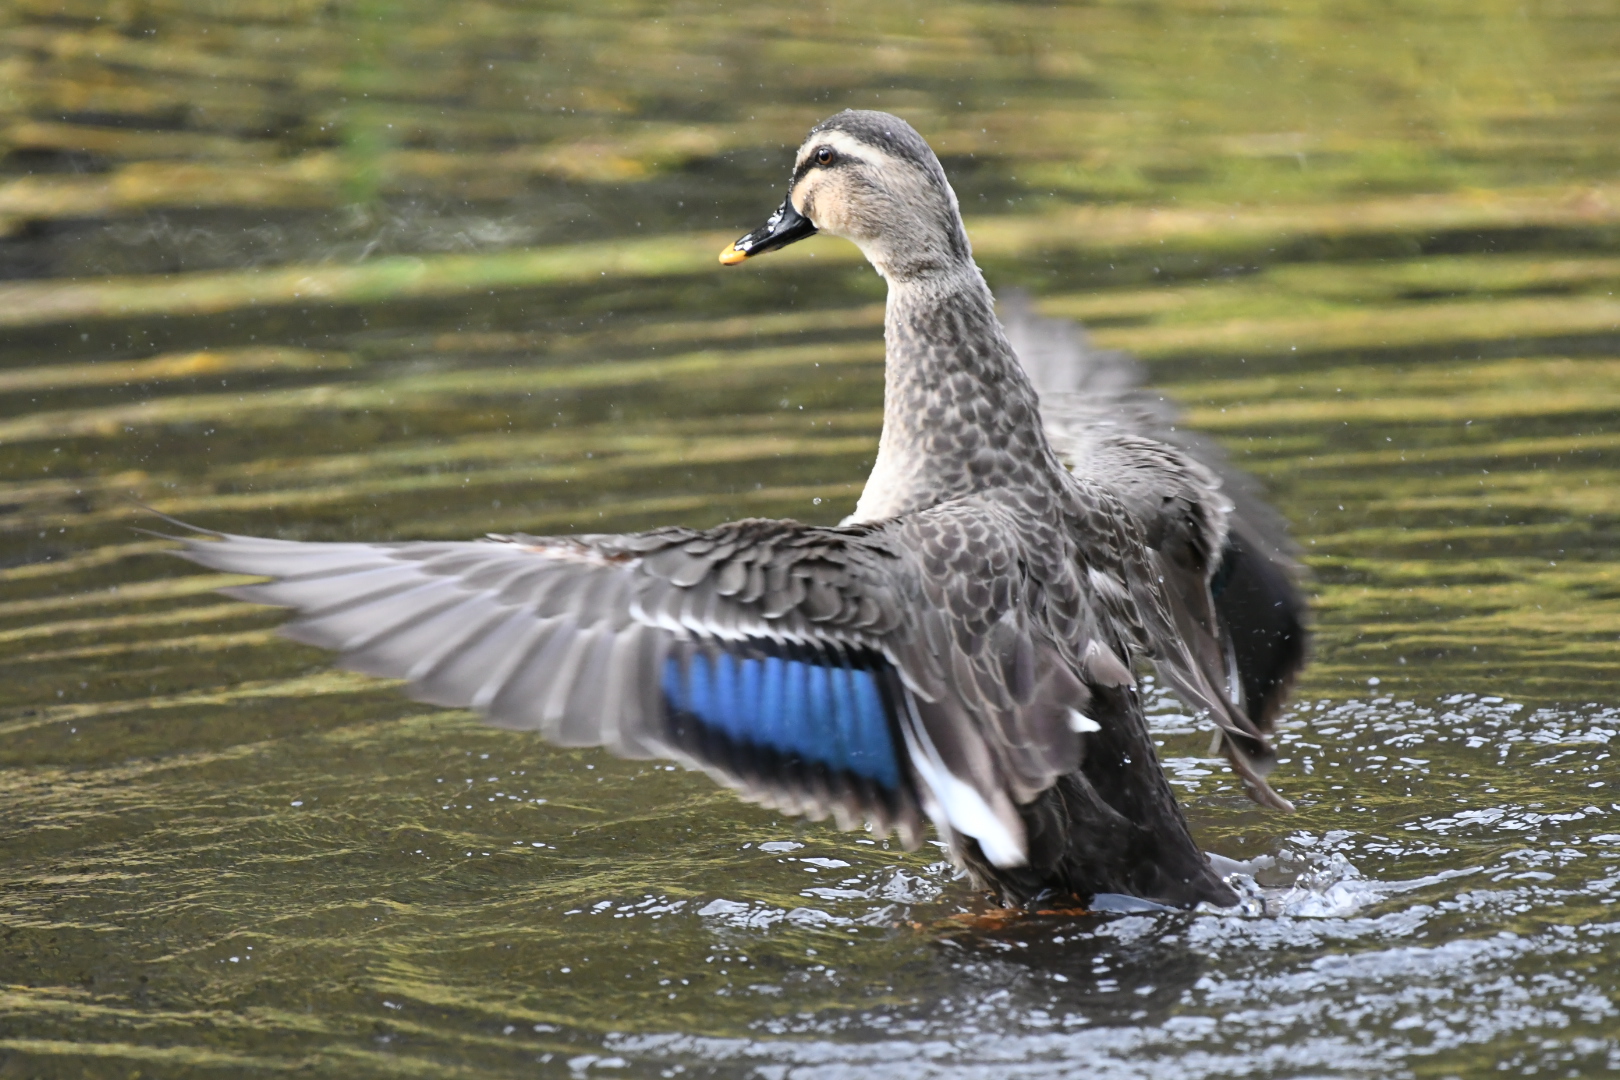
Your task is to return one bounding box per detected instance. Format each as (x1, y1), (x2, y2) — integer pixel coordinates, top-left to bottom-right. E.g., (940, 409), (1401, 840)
(1044, 406), (1307, 739)
(1005, 294), (1307, 807)
(1058, 472), (1292, 810)
(169, 509), (1096, 868)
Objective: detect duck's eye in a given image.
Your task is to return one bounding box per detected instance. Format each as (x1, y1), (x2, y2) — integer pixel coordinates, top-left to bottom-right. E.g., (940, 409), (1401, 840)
(814, 146), (836, 166)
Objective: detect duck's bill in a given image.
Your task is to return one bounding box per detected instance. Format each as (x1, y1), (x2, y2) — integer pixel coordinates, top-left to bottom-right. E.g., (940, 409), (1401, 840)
(719, 198), (817, 265)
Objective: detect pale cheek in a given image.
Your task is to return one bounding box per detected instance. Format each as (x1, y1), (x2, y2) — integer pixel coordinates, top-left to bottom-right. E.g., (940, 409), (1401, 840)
(813, 199), (855, 236)
(792, 177), (834, 230)
(840, 198), (896, 245)
(794, 172), (896, 244)
(797, 182), (870, 240)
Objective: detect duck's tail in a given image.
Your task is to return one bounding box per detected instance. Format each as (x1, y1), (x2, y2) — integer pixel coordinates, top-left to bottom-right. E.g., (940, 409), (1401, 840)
(955, 685), (1238, 910)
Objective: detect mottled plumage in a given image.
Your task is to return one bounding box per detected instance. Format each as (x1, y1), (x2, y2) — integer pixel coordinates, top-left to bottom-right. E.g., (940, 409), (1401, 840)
(169, 110), (1308, 910)
(1003, 294), (1309, 738)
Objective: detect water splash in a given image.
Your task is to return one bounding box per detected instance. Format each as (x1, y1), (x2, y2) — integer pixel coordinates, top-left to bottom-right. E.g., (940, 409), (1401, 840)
(1211, 848), (1483, 919)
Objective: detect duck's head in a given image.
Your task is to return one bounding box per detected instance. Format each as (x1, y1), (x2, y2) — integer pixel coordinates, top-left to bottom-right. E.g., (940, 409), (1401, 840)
(720, 109), (972, 282)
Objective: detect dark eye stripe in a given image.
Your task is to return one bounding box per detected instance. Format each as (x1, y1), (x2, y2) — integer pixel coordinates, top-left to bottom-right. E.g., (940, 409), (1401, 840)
(791, 148), (857, 186)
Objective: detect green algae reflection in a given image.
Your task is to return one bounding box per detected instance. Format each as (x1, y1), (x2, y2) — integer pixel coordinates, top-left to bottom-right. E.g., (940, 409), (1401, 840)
(2, 1), (1619, 1077)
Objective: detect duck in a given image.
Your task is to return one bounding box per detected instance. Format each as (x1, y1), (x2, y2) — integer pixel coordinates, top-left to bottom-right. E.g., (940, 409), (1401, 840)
(169, 110), (1307, 910)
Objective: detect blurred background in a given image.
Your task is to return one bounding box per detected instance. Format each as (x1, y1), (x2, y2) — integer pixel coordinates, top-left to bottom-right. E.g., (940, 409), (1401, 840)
(2, 2), (1619, 1077)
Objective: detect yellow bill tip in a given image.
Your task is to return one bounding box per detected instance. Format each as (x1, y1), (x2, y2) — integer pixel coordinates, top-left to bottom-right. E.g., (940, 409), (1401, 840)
(718, 243), (749, 266)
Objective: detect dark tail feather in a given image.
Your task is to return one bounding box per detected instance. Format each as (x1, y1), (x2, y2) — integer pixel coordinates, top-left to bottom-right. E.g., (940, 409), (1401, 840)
(958, 685), (1239, 910)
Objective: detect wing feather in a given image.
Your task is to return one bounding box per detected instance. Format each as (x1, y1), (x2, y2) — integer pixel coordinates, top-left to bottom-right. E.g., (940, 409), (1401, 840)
(342, 590), (507, 679)
(1009, 301), (1306, 810)
(413, 608), (543, 709)
(171, 508), (1109, 864)
(222, 562), (424, 616)
(479, 615), (577, 725)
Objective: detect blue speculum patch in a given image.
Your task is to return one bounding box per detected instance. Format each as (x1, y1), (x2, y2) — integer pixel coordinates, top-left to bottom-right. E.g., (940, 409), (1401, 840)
(661, 648), (902, 790)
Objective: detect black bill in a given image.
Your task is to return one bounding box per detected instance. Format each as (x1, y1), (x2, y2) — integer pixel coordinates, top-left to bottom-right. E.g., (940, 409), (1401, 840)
(719, 197), (818, 264)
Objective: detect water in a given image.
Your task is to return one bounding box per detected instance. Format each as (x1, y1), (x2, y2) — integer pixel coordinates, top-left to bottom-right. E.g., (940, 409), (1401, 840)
(2, 2), (1619, 1076)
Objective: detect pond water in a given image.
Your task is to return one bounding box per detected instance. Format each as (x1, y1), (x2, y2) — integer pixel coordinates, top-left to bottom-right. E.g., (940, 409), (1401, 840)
(2, 2), (1619, 1076)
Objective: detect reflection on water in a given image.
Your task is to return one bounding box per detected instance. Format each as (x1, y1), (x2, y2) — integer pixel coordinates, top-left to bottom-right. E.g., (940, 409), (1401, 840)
(2, 1), (1618, 1076)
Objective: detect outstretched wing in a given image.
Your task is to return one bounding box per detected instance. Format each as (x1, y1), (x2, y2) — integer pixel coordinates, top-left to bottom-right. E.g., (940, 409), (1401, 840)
(1058, 472), (1292, 810)
(1043, 403), (1307, 740)
(1005, 295), (1307, 807)
(171, 510), (1092, 867)
(1003, 291), (1308, 567)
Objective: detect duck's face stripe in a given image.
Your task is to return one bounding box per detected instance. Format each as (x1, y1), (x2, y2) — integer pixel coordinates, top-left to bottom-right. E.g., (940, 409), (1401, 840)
(660, 641), (903, 791)
(788, 130), (878, 233)
(786, 125), (969, 273)
(790, 130), (872, 185)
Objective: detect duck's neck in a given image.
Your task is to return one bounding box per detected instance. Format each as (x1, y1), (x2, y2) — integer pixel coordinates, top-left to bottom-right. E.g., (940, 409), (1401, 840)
(849, 265), (1062, 523)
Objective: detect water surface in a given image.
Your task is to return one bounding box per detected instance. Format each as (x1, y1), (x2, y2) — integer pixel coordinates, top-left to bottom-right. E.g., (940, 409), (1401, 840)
(2, 2), (1619, 1076)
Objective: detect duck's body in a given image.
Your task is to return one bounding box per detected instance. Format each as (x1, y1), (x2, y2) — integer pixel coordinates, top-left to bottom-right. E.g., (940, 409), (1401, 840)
(171, 111), (1306, 910)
